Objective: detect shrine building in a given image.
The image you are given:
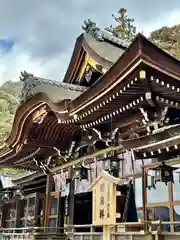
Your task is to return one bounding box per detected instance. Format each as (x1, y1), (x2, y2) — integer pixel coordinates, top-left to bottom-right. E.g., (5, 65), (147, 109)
(0, 25), (180, 239)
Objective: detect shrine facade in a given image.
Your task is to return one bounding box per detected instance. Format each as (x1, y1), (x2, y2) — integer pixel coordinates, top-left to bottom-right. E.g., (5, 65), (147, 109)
(0, 24), (180, 239)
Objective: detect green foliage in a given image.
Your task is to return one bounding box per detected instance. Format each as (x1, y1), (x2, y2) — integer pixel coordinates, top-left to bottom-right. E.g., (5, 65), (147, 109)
(104, 8), (180, 59)
(149, 24), (180, 59)
(0, 81), (22, 147)
(105, 8), (136, 42)
(0, 81), (23, 173)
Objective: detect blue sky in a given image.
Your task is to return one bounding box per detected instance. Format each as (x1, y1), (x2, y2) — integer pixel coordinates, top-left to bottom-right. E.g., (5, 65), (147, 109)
(0, 39), (14, 52)
(0, 0), (179, 84)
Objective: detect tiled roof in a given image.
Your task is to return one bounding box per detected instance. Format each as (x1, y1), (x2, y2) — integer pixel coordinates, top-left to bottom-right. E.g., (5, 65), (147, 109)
(20, 72), (88, 103)
(84, 32), (126, 65)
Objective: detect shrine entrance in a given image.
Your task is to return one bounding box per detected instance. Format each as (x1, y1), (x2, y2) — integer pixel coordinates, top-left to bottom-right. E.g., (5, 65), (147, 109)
(74, 192), (92, 231)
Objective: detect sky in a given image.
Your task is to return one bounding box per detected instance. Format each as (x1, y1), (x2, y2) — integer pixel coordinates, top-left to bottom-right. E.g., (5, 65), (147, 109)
(0, 0), (179, 84)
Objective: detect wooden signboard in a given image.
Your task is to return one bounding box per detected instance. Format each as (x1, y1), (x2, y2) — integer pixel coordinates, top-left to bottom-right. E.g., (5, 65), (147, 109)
(89, 171), (122, 226)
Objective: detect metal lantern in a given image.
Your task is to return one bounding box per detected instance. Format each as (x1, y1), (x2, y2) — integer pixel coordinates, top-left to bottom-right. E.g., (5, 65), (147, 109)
(80, 166), (89, 180)
(151, 162), (178, 185)
(73, 167), (81, 179)
(66, 167), (73, 183)
(103, 158), (111, 171)
(103, 156), (121, 177)
(87, 130), (93, 140)
(111, 156), (120, 169)
(73, 165), (89, 180)
(1, 190), (11, 202)
(13, 187), (23, 200)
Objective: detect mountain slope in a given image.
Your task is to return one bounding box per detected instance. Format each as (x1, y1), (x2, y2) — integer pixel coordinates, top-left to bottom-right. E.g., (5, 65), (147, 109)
(0, 81), (22, 147)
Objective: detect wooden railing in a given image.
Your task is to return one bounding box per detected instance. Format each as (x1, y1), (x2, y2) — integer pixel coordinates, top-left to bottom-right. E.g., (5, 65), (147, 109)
(0, 225), (102, 240)
(1, 222), (180, 240)
(0, 227), (34, 240)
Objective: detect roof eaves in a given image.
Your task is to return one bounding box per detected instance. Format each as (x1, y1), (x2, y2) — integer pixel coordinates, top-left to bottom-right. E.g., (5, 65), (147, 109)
(12, 171), (44, 184)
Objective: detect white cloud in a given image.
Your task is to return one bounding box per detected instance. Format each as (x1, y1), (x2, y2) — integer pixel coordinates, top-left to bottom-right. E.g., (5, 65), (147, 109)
(0, 46), (43, 82)
(0, 0), (179, 85)
(136, 10), (180, 36)
(0, 45), (72, 83)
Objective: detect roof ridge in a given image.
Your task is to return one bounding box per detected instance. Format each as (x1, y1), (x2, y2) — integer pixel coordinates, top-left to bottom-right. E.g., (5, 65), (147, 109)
(82, 20), (129, 48)
(100, 29), (129, 48)
(20, 71), (88, 92)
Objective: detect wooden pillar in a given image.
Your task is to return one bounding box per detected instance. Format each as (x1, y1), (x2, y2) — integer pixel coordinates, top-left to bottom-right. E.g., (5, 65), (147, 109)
(34, 193), (40, 226)
(0, 205), (3, 228)
(142, 167), (148, 221)
(64, 166), (75, 229)
(67, 179), (75, 226)
(1, 204), (6, 228)
(56, 192), (62, 232)
(44, 173), (53, 227)
(103, 226), (110, 240)
(15, 201), (21, 228)
(168, 182), (174, 232)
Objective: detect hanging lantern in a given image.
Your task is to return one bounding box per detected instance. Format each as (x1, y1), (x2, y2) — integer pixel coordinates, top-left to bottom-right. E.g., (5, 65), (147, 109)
(13, 187), (23, 200)
(73, 167), (81, 179)
(66, 167), (73, 183)
(1, 190), (11, 202)
(87, 129), (93, 141)
(103, 158), (111, 171)
(103, 156), (121, 177)
(73, 165), (89, 180)
(80, 166), (89, 180)
(150, 162), (178, 185)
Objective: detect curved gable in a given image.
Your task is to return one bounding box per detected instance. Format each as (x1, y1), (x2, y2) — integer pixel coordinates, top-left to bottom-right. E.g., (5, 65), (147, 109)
(63, 31), (127, 84)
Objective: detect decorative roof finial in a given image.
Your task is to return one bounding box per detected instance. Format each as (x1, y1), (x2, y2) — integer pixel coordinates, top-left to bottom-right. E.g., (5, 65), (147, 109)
(82, 19), (103, 41)
(19, 71), (34, 81)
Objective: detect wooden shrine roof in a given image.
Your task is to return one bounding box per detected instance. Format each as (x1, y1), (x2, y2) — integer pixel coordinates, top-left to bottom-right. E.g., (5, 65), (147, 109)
(11, 172), (46, 189)
(0, 33), (180, 169)
(20, 75), (87, 104)
(0, 111), (82, 169)
(63, 30), (128, 83)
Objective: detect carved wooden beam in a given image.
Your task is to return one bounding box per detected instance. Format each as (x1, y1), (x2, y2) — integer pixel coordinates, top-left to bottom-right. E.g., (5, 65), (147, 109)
(32, 106), (47, 123)
(51, 145), (123, 173)
(140, 70), (156, 107)
(120, 124), (180, 150)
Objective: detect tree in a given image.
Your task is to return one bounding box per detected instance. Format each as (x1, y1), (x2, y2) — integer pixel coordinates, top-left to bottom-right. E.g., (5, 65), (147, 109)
(0, 81), (25, 173)
(105, 8), (180, 59)
(149, 24), (180, 59)
(105, 8), (136, 42)
(82, 9), (180, 60)
(0, 81), (22, 148)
